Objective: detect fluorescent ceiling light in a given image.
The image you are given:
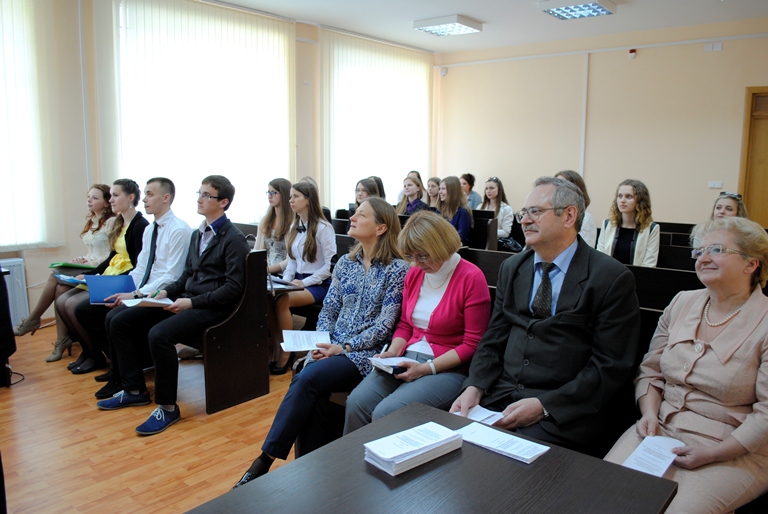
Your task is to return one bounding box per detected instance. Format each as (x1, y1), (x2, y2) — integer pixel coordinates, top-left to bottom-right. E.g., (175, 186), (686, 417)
(539, 1), (616, 20)
(414, 15), (482, 37)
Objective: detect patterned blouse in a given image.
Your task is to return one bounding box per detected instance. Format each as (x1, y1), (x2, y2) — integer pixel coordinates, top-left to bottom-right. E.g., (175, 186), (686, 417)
(255, 228), (288, 268)
(314, 251), (408, 376)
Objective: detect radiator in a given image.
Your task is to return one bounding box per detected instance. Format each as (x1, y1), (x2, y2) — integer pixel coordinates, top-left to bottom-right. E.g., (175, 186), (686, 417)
(1, 258), (29, 326)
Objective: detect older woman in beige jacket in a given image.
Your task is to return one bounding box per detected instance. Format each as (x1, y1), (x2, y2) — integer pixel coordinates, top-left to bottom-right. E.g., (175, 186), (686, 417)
(604, 216), (768, 514)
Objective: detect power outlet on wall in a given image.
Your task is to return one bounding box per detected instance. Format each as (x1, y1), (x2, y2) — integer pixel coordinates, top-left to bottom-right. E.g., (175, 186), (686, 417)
(708, 181), (723, 189)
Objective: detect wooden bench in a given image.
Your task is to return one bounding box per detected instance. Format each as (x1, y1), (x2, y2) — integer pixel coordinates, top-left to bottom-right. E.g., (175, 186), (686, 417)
(199, 249), (269, 414)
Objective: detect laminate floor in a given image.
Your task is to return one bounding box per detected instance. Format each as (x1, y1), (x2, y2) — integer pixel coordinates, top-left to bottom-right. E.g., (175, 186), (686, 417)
(1, 325), (294, 513)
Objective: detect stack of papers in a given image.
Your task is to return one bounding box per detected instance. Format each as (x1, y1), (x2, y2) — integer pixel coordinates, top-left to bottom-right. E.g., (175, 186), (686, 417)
(364, 422), (462, 476)
(456, 422), (549, 464)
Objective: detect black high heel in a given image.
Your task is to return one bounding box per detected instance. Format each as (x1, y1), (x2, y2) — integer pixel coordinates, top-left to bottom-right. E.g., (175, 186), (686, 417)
(269, 352), (295, 375)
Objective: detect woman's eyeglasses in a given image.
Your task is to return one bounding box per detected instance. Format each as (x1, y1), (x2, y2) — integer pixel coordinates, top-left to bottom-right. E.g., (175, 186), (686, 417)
(691, 244), (748, 259)
(266, 191), (280, 197)
(403, 253), (429, 263)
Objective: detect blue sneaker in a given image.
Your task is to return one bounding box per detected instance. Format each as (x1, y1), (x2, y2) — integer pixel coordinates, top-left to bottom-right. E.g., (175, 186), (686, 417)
(135, 406), (181, 435)
(97, 390), (151, 410)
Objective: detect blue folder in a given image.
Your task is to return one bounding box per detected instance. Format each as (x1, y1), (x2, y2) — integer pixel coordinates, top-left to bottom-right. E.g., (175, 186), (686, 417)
(84, 275), (136, 305)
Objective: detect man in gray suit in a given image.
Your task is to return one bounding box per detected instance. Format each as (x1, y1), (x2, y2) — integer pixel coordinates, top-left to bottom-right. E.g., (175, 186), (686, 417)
(451, 176), (640, 454)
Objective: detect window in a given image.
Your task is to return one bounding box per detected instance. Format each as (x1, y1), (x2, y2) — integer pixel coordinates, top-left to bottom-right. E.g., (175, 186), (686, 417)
(104, 0), (295, 225)
(320, 29), (433, 210)
(0, 0), (64, 250)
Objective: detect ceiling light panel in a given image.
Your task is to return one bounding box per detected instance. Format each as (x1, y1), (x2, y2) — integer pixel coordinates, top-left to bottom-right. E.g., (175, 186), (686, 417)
(414, 15), (483, 37)
(540, 1), (616, 20)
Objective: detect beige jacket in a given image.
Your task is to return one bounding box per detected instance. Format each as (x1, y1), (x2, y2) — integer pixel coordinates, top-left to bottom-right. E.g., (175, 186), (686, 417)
(636, 288), (768, 455)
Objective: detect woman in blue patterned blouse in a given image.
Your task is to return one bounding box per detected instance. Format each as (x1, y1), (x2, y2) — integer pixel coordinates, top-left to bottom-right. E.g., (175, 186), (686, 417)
(233, 197), (409, 488)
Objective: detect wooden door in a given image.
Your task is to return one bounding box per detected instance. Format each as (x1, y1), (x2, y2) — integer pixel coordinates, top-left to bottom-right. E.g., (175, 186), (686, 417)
(741, 89), (768, 228)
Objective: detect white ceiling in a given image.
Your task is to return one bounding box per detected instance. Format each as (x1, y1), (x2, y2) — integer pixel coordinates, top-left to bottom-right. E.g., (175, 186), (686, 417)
(221, 0), (768, 53)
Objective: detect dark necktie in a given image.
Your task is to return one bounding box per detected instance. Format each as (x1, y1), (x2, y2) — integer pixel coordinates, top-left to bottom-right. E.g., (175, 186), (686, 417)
(532, 262), (556, 319)
(139, 221), (159, 288)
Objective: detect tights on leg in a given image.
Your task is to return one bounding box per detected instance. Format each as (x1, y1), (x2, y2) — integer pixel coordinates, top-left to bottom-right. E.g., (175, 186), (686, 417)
(60, 292), (95, 357)
(274, 290), (316, 366)
(27, 273), (60, 320)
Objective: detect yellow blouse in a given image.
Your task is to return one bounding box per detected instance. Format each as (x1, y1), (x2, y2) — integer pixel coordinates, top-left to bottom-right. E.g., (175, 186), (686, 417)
(104, 227), (133, 276)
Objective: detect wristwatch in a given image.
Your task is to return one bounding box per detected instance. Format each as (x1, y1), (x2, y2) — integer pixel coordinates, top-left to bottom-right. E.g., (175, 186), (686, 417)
(132, 290), (143, 299)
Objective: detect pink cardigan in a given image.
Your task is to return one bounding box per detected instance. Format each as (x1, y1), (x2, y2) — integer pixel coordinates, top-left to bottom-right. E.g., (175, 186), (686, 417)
(393, 258), (491, 363)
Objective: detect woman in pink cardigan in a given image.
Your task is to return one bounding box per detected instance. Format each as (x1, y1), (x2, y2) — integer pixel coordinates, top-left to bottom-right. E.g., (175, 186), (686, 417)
(344, 211), (491, 433)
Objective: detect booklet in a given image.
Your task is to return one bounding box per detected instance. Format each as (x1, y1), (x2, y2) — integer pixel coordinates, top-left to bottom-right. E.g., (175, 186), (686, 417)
(49, 262), (95, 270)
(84, 275), (136, 305)
(456, 422), (549, 464)
(280, 330), (331, 352)
(453, 405), (504, 426)
(369, 356), (421, 375)
(53, 274), (86, 285)
(364, 421), (463, 476)
(622, 436), (684, 477)
(122, 298), (174, 308)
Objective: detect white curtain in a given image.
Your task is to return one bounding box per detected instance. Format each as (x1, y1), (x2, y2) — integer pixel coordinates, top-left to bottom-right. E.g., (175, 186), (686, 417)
(320, 29), (433, 211)
(94, 0), (295, 226)
(0, 0), (64, 250)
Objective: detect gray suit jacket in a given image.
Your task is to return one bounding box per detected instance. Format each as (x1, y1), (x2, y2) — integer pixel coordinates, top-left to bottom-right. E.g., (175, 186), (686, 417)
(465, 237), (640, 446)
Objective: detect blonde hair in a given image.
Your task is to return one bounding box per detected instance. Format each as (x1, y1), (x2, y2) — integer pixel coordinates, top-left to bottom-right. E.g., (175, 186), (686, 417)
(710, 194), (748, 220)
(348, 198), (403, 266)
(399, 211), (461, 263)
(395, 175), (426, 215)
(692, 216), (768, 290)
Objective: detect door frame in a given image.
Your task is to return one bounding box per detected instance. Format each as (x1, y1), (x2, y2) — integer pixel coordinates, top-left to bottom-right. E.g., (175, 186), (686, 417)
(738, 86), (768, 206)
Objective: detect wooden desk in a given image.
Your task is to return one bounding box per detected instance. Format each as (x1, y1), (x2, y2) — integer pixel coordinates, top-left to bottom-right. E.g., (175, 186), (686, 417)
(192, 403), (677, 514)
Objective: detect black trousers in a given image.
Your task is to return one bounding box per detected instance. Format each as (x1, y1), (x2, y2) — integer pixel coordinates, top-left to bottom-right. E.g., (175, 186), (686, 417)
(263, 355), (362, 460)
(109, 306), (226, 405)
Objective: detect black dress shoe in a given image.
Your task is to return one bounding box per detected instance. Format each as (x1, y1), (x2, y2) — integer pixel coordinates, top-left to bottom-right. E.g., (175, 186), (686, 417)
(95, 380), (121, 399)
(232, 471), (256, 490)
(72, 357), (107, 375)
(269, 352), (295, 375)
(94, 371), (112, 383)
(67, 353), (88, 371)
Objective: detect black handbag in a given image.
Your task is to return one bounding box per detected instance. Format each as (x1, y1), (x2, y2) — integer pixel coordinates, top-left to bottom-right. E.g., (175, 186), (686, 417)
(497, 237), (523, 253)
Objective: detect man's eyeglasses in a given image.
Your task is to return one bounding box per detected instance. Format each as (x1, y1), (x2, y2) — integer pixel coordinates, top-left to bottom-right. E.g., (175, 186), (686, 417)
(514, 206), (565, 223)
(196, 191), (220, 201)
(266, 191), (280, 197)
(403, 253), (429, 263)
(719, 191), (742, 200)
(691, 244), (748, 260)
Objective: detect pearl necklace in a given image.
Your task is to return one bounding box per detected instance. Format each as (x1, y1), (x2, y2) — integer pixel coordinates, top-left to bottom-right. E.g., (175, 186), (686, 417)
(703, 298), (745, 327)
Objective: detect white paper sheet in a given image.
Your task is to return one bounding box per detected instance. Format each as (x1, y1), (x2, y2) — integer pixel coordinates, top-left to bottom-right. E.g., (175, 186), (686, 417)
(121, 298), (174, 308)
(280, 330), (331, 352)
(622, 436), (684, 477)
(453, 405), (504, 426)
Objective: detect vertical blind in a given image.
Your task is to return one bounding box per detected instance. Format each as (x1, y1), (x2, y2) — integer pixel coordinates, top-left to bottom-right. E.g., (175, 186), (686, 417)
(320, 29), (433, 211)
(0, 0), (64, 250)
(105, 0), (294, 225)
